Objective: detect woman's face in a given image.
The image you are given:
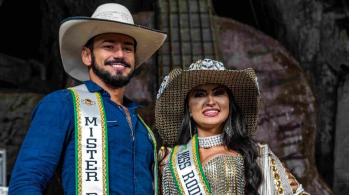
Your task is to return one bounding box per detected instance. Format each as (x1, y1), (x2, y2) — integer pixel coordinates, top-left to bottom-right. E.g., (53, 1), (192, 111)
(188, 84), (230, 132)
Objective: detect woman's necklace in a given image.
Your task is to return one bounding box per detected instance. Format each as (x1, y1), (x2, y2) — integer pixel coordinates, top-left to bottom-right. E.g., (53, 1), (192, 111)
(198, 133), (224, 148)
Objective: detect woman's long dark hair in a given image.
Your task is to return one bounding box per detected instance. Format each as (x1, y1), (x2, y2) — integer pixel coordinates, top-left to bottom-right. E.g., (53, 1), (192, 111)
(176, 86), (262, 195)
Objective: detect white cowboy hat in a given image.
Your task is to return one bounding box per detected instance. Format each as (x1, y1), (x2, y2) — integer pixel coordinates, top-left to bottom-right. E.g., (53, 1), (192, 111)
(59, 3), (167, 81)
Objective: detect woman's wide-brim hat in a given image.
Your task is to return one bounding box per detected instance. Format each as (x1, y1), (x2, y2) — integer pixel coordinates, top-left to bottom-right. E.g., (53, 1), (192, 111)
(155, 59), (260, 145)
(59, 3), (167, 81)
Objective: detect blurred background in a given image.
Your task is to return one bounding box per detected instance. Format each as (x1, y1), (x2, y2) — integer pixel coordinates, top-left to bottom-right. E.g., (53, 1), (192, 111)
(0, 0), (348, 194)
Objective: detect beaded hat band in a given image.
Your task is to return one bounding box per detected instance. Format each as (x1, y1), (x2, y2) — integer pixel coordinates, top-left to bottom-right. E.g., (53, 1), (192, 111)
(155, 59), (260, 145)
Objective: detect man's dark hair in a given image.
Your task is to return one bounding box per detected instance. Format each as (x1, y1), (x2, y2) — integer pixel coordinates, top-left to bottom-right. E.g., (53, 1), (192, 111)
(85, 36), (95, 55)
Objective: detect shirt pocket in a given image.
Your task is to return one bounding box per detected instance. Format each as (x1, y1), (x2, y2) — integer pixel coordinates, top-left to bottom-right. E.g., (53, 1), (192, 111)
(107, 120), (118, 128)
(107, 120), (119, 149)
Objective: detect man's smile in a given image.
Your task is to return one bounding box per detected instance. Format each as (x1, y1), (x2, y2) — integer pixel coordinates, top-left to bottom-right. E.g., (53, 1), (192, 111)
(105, 59), (131, 69)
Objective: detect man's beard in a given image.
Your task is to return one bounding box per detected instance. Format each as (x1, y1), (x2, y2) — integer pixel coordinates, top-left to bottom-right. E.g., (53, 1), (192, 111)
(91, 54), (134, 88)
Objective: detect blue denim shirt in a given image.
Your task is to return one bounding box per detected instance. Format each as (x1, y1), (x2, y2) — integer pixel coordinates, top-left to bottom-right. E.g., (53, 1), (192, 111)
(9, 81), (155, 195)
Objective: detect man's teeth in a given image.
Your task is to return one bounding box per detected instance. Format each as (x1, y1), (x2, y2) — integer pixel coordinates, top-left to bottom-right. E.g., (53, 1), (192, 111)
(112, 65), (125, 68)
(204, 110), (218, 114)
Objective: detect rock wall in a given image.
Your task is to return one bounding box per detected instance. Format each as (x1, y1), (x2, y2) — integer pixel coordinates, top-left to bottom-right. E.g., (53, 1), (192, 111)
(216, 16), (333, 194)
(333, 74), (349, 195)
(261, 0), (349, 192)
(0, 93), (44, 180)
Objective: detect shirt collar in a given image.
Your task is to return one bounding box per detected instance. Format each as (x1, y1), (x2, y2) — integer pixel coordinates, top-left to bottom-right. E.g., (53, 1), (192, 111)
(84, 80), (103, 92)
(83, 80), (143, 109)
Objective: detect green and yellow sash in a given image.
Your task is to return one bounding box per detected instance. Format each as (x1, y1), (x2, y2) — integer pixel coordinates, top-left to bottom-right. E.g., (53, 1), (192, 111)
(69, 84), (158, 195)
(170, 134), (211, 195)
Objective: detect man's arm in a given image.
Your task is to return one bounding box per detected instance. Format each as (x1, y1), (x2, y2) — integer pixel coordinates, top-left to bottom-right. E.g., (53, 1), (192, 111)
(9, 90), (74, 194)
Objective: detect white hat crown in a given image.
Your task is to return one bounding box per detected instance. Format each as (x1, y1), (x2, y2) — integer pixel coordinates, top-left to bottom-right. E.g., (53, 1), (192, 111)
(91, 3), (134, 24)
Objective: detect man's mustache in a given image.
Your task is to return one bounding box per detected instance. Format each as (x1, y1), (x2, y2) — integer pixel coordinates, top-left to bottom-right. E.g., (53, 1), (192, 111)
(104, 59), (131, 68)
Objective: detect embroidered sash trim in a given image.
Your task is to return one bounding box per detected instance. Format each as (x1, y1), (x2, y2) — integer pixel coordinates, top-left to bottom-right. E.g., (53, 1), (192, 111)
(69, 85), (109, 195)
(137, 115), (158, 195)
(170, 134), (211, 195)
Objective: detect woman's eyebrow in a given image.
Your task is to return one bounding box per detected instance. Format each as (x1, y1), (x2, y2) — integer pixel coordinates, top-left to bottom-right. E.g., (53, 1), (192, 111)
(213, 86), (225, 91)
(192, 89), (206, 93)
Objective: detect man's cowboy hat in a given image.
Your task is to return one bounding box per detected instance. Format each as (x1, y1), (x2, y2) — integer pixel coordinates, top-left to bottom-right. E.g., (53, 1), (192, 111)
(155, 59), (260, 145)
(59, 3), (167, 81)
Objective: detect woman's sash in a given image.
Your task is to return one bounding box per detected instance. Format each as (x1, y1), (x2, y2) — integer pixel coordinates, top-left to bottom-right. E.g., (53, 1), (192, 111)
(170, 134), (211, 195)
(69, 85), (109, 195)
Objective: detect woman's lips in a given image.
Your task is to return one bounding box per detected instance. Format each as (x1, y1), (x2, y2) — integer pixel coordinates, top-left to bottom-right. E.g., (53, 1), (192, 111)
(202, 109), (219, 117)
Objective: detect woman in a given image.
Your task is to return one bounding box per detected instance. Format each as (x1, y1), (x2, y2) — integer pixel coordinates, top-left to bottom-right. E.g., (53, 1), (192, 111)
(156, 59), (309, 195)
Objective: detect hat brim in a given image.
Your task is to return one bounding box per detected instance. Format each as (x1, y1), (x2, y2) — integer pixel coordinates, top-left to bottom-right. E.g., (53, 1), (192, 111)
(155, 68), (259, 145)
(59, 17), (167, 81)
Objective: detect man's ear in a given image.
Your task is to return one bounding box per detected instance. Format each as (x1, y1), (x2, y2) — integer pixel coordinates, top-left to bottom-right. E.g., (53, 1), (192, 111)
(81, 47), (92, 66)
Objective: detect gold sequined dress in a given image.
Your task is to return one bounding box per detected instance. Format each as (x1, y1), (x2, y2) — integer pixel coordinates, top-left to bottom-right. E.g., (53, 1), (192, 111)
(162, 154), (245, 194)
(161, 144), (310, 195)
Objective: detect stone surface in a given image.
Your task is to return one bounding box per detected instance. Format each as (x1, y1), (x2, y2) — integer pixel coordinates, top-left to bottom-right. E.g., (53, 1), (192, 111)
(320, 7), (349, 73)
(0, 92), (44, 180)
(0, 53), (49, 93)
(262, 0), (348, 190)
(216, 16), (333, 195)
(333, 74), (349, 195)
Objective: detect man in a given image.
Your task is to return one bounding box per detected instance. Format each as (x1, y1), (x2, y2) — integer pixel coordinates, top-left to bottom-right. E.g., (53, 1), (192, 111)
(9, 3), (166, 195)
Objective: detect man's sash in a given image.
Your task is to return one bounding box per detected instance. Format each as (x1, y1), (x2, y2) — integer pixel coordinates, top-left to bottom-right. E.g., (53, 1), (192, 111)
(69, 84), (158, 195)
(137, 115), (158, 195)
(69, 85), (109, 195)
(170, 134), (211, 195)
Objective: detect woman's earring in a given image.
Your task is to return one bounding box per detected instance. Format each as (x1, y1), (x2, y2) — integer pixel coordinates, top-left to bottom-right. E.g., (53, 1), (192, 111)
(189, 119), (193, 138)
(224, 118), (234, 137)
(189, 113), (193, 138)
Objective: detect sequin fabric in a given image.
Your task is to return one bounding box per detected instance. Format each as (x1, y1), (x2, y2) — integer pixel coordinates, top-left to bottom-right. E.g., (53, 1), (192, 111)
(162, 155), (245, 195)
